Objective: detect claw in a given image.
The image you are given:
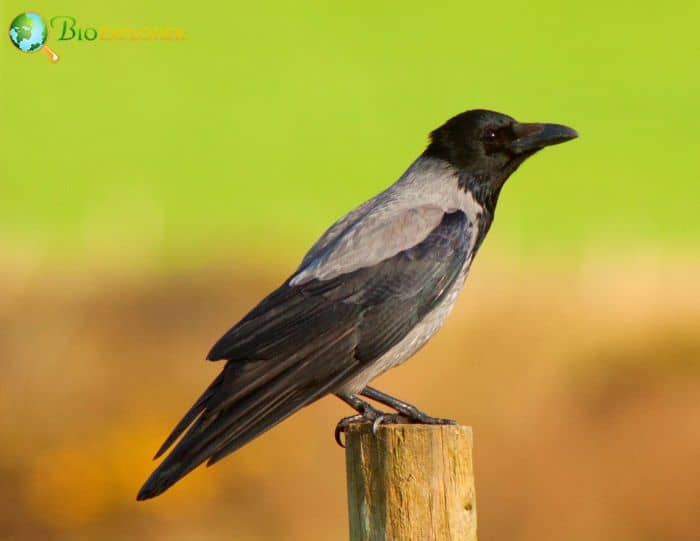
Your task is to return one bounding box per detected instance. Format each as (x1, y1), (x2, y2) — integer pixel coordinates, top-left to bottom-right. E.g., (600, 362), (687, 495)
(334, 426), (344, 448)
(370, 413), (409, 434)
(333, 401), (389, 447)
(371, 415), (385, 436)
(334, 414), (365, 447)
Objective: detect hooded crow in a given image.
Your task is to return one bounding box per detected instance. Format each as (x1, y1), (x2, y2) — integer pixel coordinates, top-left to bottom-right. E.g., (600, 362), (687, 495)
(137, 109), (577, 500)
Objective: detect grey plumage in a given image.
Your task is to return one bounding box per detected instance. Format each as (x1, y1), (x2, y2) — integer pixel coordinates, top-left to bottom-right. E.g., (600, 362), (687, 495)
(137, 109), (577, 500)
(292, 158), (479, 285)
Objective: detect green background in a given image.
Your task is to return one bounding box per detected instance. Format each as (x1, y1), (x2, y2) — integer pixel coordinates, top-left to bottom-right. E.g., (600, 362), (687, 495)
(2, 1), (698, 270)
(2, 4), (699, 541)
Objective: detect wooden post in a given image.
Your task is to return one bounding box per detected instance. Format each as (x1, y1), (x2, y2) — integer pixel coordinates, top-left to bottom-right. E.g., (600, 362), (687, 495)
(345, 423), (477, 541)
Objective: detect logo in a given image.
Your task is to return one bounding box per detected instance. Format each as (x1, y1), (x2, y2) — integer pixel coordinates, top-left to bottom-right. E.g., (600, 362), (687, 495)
(8, 12), (59, 62)
(8, 13), (187, 64)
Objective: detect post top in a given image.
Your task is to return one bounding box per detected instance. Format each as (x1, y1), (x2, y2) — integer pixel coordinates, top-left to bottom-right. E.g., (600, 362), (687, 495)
(346, 421), (473, 444)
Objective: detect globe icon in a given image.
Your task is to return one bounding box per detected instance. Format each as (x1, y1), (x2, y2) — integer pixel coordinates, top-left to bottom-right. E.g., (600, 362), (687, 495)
(8, 12), (58, 62)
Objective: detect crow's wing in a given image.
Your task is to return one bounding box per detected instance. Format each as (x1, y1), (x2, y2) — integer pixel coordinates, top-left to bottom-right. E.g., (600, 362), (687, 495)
(208, 208), (470, 362)
(137, 210), (473, 500)
(291, 205), (446, 285)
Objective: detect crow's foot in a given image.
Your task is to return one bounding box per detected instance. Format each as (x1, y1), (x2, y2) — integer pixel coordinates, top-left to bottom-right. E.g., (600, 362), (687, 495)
(360, 386), (458, 425)
(333, 400), (390, 447)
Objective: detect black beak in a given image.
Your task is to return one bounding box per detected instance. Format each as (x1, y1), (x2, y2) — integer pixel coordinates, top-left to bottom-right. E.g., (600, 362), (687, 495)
(509, 122), (578, 154)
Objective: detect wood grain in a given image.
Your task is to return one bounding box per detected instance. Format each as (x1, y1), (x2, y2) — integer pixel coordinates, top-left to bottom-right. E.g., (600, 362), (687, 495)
(345, 422), (477, 541)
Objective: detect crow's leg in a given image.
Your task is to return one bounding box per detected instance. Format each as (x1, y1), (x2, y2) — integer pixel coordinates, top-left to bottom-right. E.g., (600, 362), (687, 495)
(360, 386), (457, 425)
(333, 393), (396, 447)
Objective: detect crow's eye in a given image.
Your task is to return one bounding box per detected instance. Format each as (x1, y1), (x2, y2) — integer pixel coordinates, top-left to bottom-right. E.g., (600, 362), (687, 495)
(485, 130), (498, 141)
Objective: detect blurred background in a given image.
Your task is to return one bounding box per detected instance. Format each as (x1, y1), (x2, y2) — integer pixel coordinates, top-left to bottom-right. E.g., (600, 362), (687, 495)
(1, 1), (699, 540)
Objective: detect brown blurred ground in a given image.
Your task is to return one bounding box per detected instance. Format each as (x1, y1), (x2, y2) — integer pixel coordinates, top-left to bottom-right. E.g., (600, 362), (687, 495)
(0, 255), (699, 541)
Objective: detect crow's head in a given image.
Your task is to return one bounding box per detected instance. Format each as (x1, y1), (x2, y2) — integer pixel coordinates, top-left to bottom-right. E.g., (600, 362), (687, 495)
(426, 109), (577, 210)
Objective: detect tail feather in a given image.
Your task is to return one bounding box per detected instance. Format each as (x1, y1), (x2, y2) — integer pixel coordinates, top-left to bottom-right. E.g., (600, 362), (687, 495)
(153, 372), (223, 460)
(137, 330), (358, 501)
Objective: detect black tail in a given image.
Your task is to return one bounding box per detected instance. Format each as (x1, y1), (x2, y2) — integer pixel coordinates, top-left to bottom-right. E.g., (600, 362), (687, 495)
(137, 275), (368, 501)
(137, 343), (356, 500)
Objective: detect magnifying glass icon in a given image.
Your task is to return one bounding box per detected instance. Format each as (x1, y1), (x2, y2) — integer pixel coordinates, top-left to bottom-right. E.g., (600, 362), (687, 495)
(8, 12), (59, 63)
